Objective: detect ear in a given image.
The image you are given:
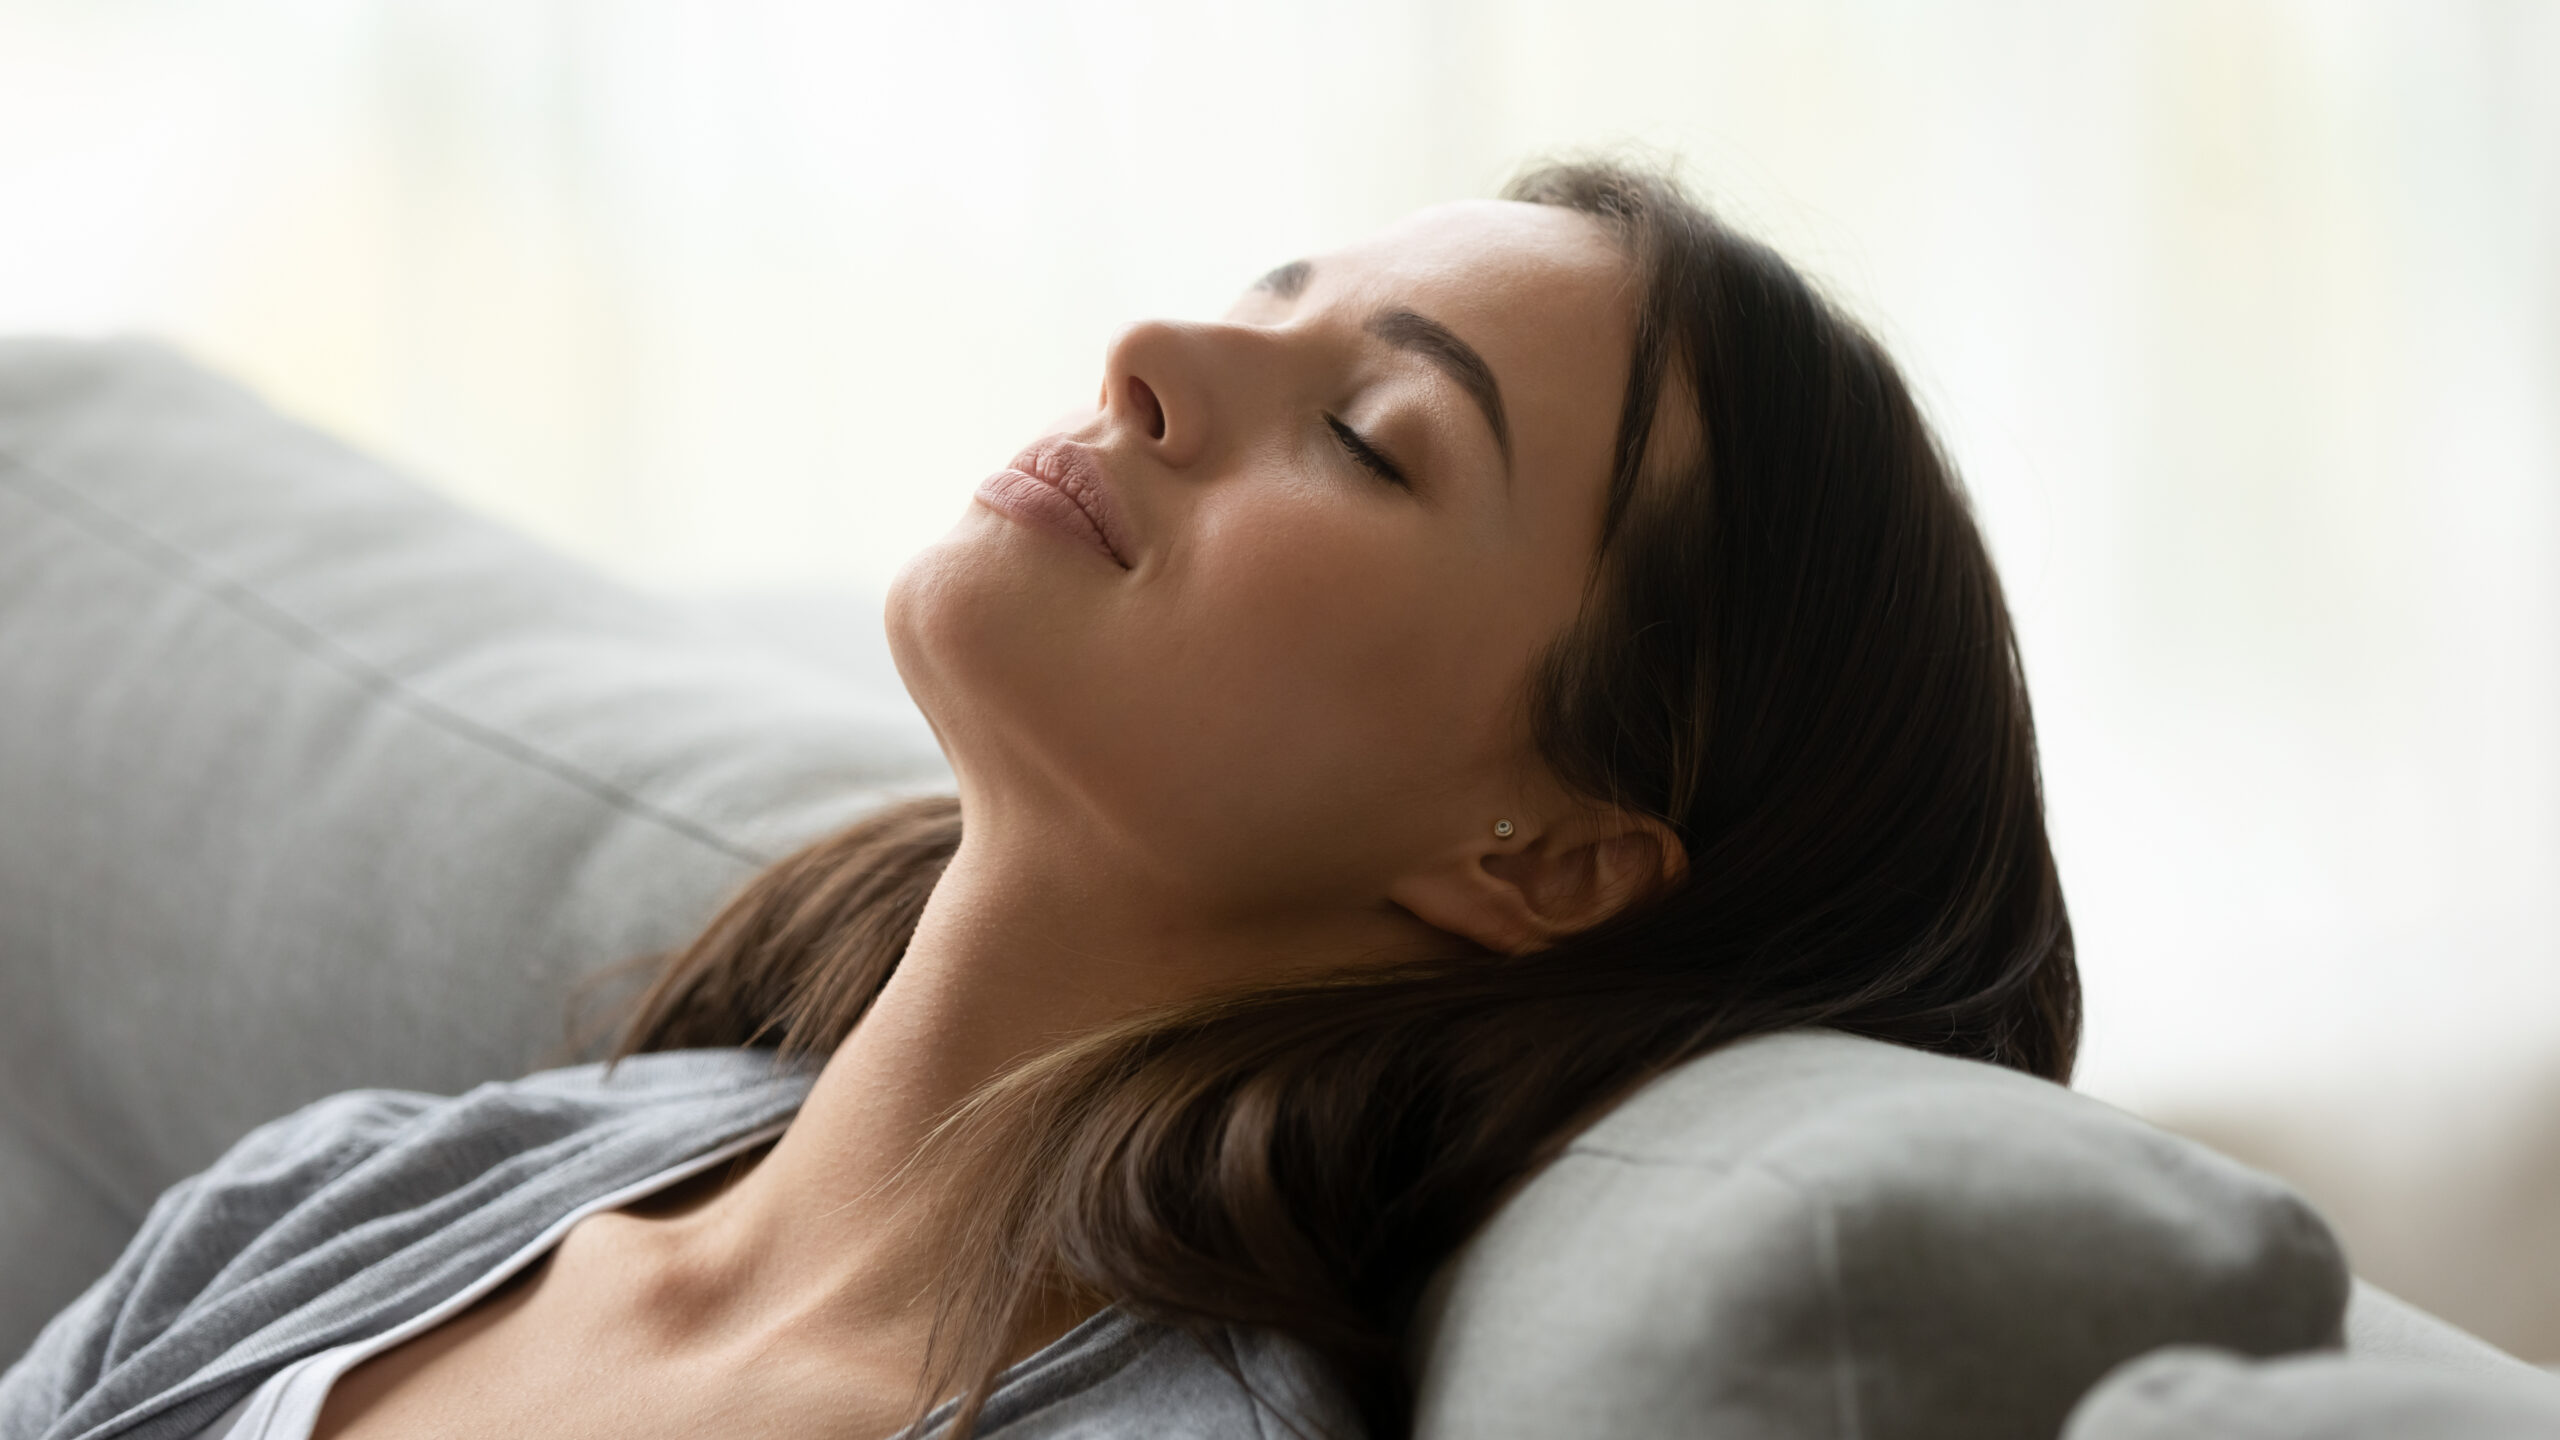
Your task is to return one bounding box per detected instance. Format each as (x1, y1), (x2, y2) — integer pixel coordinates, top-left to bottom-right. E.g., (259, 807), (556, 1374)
(1388, 808), (1688, 957)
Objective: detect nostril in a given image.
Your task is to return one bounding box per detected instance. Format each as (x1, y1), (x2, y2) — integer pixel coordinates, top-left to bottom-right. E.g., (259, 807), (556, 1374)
(1128, 376), (1166, 441)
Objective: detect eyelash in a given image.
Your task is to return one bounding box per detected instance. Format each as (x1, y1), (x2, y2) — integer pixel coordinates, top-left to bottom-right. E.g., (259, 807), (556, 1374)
(1324, 414), (1412, 490)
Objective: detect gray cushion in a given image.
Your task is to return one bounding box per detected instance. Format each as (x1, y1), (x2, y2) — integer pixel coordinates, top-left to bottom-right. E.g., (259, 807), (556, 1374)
(2065, 1346), (2560, 1439)
(1412, 1030), (2353, 1440)
(0, 338), (945, 1359)
(2341, 1278), (2548, 1379)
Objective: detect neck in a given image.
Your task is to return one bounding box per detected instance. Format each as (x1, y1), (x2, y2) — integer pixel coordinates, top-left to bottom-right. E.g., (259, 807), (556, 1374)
(667, 807), (1418, 1357)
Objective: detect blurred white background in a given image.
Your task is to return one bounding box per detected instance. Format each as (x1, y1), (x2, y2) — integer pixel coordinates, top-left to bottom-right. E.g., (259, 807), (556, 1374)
(5, 0), (2556, 1352)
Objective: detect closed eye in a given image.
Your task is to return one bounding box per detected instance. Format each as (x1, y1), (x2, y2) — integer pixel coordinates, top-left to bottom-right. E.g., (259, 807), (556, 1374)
(1324, 413), (1412, 491)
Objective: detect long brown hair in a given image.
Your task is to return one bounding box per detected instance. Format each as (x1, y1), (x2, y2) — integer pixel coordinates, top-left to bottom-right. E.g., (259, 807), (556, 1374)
(616, 161), (2076, 1437)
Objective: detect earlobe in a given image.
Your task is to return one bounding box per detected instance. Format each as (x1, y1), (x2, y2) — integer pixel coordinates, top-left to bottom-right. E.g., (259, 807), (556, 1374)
(1389, 810), (1687, 957)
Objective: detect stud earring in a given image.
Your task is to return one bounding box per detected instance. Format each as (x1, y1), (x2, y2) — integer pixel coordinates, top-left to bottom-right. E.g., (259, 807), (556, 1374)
(1493, 819), (1515, 839)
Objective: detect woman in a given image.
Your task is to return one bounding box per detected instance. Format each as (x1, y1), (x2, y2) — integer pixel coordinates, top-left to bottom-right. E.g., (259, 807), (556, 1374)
(3, 162), (2073, 1440)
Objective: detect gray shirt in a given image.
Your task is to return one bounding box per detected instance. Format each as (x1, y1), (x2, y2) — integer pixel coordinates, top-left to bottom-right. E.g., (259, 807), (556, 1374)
(0, 1050), (1356, 1440)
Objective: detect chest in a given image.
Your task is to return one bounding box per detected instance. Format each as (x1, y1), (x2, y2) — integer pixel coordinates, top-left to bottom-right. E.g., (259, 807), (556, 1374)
(306, 1268), (920, 1440)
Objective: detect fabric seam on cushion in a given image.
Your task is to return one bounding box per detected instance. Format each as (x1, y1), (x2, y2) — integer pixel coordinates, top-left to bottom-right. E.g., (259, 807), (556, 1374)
(0, 447), (772, 869)
(1805, 1185), (1865, 1440)
(1559, 1144), (1868, 1439)
(1751, 1150), (1869, 1440)
(1563, 1143), (1748, 1171)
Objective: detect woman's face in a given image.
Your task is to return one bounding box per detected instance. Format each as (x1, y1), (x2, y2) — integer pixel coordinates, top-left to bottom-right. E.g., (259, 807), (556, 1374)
(889, 199), (1637, 939)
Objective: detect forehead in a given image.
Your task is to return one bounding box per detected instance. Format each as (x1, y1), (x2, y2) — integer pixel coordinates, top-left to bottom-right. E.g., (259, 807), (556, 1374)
(1308, 199), (1629, 326)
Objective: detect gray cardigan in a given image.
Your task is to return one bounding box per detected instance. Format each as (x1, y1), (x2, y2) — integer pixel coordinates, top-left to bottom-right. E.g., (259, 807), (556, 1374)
(0, 1050), (1354, 1440)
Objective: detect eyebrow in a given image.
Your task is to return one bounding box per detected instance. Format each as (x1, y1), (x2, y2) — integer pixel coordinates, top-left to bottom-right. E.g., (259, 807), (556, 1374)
(1255, 259), (1312, 299)
(1368, 306), (1511, 468)
(1253, 258), (1513, 469)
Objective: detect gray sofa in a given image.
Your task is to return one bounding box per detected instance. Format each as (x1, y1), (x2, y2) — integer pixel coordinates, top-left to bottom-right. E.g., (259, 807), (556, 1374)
(5, 339), (2555, 1438)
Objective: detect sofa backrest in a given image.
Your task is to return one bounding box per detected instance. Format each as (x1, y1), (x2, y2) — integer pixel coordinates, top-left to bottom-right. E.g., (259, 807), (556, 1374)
(0, 338), (945, 1357)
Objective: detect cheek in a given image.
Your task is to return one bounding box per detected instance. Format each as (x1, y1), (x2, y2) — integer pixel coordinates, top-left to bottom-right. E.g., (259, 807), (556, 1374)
(1105, 494), (1535, 844)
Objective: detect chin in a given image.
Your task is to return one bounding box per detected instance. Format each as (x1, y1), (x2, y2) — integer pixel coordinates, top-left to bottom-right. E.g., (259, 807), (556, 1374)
(881, 543), (953, 712)
(885, 511), (1120, 798)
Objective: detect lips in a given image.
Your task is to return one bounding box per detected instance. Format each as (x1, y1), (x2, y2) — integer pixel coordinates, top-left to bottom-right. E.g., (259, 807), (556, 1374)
(974, 438), (1134, 569)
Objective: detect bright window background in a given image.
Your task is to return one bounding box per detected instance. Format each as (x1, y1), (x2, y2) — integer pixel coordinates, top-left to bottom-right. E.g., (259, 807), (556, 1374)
(7, 0), (2557, 1353)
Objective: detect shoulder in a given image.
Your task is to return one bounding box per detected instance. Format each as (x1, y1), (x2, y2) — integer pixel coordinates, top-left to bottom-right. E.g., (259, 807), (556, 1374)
(0, 1049), (812, 1437)
(174, 1047), (811, 1274)
(982, 1313), (1365, 1440)
(198, 1048), (808, 1201)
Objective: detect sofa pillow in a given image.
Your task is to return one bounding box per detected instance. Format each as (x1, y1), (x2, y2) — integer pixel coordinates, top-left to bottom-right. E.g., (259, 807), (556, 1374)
(1411, 1029), (2352, 1440)
(2064, 1346), (2560, 1439)
(0, 338), (946, 1358)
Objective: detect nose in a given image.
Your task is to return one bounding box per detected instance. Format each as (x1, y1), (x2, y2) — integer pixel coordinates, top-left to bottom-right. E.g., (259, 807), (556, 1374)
(1100, 320), (1212, 470)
